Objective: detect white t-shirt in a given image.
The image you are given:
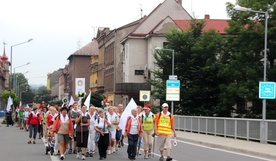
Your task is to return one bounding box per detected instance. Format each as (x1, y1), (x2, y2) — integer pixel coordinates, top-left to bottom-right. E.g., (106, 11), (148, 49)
(89, 112), (96, 131)
(107, 113), (119, 131)
(130, 116), (139, 135)
(95, 117), (111, 134)
(24, 111), (30, 120)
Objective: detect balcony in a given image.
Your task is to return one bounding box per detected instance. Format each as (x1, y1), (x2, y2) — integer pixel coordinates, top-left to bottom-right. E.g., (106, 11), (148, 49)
(115, 83), (151, 94)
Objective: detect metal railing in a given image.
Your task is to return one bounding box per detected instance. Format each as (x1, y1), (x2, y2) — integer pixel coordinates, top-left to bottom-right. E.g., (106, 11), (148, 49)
(174, 115), (276, 143)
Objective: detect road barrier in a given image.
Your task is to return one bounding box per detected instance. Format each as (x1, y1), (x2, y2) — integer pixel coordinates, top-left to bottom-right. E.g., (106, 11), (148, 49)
(174, 115), (276, 143)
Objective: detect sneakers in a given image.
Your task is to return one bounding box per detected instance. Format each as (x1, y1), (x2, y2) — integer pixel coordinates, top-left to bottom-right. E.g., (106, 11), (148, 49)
(27, 141), (31, 144)
(81, 154), (86, 160)
(60, 155), (65, 160)
(166, 156), (173, 161)
(73, 149), (77, 154)
(33, 141), (36, 144)
(68, 149), (72, 154)
(76, 152), (80, 159)
(159, 156), (164, 161)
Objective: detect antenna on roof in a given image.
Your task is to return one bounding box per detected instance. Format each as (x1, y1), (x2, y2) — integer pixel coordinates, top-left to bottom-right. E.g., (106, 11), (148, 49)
(3, 41), (6, 49)
(92, 26), (97, 38)
(139, 4), (143, 18)
(77, 39), (82, 49)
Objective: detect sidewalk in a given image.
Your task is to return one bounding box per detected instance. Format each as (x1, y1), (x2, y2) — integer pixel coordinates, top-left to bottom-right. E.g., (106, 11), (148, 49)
(176, 131), (276, 160)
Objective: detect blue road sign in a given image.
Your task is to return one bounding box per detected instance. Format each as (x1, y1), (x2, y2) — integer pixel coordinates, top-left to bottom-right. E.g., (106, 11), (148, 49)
(166, 80), (180, 87)
(259, 82), (276, 99)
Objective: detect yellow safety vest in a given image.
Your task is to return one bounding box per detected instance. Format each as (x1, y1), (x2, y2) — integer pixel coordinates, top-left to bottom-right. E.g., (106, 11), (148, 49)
(142, 115), (155, 131)
(157, 115), (172, 135)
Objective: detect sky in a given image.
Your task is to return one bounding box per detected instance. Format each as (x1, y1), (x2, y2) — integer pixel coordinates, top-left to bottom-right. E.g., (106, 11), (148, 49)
(0, 0), (236, 86)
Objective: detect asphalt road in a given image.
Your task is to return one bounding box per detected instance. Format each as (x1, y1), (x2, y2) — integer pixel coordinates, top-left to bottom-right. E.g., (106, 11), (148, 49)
(0, 124), (274, 161)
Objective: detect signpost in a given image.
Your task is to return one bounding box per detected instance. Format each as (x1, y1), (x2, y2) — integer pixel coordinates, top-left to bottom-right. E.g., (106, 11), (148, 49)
(259, 82), (276, 99)
(166, 80), (180, 101)
(139, 90), (151, 102)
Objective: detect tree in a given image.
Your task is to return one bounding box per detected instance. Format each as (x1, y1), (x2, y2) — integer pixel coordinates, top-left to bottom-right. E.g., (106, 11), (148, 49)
(150, 20), (224, 116)
(2, 90), (19, 108)
(223, 0), (276, 118)
(33, 86), (52, 103)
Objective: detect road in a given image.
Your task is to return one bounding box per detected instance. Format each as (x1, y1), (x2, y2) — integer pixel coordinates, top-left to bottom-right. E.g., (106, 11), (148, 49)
(0, 124), (274, 161)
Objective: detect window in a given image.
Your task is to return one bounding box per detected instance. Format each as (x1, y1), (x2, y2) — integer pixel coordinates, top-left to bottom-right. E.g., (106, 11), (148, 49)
(135, 70), (144, 75)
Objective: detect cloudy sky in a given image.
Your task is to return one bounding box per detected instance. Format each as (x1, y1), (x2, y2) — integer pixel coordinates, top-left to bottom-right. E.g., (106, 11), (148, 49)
(0, 0), (236, 85)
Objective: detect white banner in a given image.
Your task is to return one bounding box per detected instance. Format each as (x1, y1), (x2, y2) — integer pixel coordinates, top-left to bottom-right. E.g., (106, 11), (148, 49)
(75, 78), (85, 95)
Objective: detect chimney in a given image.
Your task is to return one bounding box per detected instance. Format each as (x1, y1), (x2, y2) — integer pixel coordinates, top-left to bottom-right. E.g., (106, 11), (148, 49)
(204, 14), (210, 19)
(177, 0), (182, 6)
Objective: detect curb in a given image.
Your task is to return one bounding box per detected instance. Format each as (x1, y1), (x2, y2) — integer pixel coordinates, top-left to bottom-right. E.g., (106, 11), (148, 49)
(176, 136), (276, 160)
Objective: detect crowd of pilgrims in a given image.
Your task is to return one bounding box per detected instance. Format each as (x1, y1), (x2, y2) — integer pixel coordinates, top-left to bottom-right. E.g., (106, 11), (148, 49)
(10, 101), (174, 161)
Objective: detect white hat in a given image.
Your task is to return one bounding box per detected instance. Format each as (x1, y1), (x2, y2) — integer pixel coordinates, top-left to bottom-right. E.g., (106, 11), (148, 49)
(162, 103), (169, 107)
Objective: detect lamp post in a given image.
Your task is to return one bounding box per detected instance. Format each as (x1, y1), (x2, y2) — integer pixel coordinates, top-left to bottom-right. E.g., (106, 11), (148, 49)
(16, 71), (29, 96)
(13, 62), (30, 91)
(234, 6), (268, 143)
(155, 47), (175, 114)
(10, 38), (33, 89)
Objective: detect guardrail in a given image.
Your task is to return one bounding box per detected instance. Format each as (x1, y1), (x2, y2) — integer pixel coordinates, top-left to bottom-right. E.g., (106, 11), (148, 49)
(174, 115), (276, 143)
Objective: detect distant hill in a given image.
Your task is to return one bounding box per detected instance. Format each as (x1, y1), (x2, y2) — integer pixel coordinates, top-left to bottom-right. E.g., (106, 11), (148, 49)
(29, 84), (45, 90)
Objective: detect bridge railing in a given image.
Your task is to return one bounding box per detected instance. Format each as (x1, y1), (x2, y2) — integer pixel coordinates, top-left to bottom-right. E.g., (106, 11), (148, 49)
(174, 115), (276, 143)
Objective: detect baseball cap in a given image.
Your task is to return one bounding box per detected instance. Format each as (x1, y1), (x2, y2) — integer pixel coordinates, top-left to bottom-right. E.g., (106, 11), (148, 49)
(162, 103), (169, 107)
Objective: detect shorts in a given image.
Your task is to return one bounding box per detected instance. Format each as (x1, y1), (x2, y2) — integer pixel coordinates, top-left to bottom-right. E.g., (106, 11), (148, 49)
(158, 135), (172, 151)
(110, 130), (116, 139)
(57, 134), (70, 144)
(116, 129), (122, 141)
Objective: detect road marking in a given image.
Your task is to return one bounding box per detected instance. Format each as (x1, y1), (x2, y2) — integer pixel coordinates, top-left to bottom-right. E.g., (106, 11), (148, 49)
(125, 142), (178, 161)
(42, 138), (60, 161)
(175, 139), (275, 161)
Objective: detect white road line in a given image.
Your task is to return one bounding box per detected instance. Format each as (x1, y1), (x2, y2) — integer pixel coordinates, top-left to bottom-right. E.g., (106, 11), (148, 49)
(125, 142), (178, 161)
(42, 138), (60, 161)
(175, 139), (275, 161)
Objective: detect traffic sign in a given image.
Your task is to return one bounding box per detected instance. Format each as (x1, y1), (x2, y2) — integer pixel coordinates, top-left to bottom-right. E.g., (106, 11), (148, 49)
(166, 80), (180, 101)
(259, 82), (276, 99)
(139, 90), (151, 102)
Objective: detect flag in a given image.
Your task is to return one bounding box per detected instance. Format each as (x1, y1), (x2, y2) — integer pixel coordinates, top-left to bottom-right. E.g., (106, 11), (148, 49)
(19, 101), (23, 110)
(84, 91), (91, 110)
(68, 96), (74, 106)
(26, 104), (30, 109)
(6, 96), (13, 111)
(119, 98), (137, 130)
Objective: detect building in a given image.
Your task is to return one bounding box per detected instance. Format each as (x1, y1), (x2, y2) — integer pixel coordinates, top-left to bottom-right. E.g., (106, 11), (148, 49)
(0, 47), (11, 109)
(47, 69), (63, 100)
(59, 65), (69, 100)
(67, 38), (99, 100)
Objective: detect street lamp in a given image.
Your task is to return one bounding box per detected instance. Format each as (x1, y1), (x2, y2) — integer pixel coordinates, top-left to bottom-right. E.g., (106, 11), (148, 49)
(10, 38), (33, 89)
(234, 6), (268, 143)
(13, 62), (31, 90)
(16, 71), (29, 96)
(155, 47), (175, 114)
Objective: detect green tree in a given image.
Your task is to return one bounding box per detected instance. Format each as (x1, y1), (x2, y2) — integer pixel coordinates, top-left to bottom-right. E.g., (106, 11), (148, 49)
(150, 20), (224, 116)
(222, 0), (276, 118)
(2, 90), (19, 108)
(33, 86), (52, 103)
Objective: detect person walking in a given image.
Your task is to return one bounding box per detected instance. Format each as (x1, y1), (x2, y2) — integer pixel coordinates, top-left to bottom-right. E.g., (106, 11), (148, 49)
(53, 106), (73, 160)
(68, 102), (81, 154)
(141, 104), (155, 159)
(6, 110), (13, 127)
(154, 103), (177, 161)
(18, 107), (25, 130)
(94, 109), (111, 160)
(117, 104), (124, 148)
(75, 105), (90, 160)
(42, 107), (48, 141)
(27, 107), (41, 144)
(107, 106), (119, 154)
(124, 108), (142, 160)
(87, 106), (97, 157)
(23, 107), (30, 131)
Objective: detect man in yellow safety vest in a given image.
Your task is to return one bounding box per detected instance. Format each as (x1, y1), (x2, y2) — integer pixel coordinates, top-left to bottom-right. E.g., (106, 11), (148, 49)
(154, 103), (177, 161)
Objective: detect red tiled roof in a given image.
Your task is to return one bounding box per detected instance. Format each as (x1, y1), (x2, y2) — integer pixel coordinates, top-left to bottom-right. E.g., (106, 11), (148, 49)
(174, 19), (229, 34)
